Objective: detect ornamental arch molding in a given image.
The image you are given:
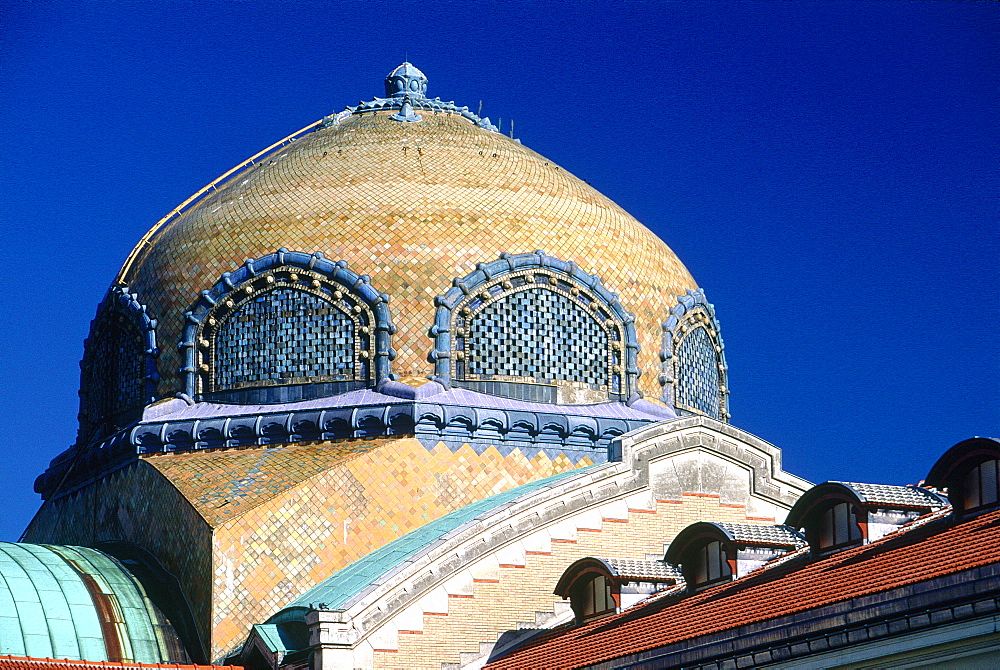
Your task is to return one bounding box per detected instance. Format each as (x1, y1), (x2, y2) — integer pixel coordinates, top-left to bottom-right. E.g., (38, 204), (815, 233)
(78, 286), (159, 444)
(179, 249), (395, 404)
(660, 289), (729, 422)
(429, 251), (640, 404)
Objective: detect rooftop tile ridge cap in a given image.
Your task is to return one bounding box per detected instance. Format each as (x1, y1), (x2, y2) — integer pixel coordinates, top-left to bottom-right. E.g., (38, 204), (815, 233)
(716, 520), (802, 531)
(836, 480), (922, 490)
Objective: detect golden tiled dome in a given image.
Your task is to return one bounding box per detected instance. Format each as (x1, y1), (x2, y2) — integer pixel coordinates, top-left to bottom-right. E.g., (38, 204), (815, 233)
(117, 66), (698, 402)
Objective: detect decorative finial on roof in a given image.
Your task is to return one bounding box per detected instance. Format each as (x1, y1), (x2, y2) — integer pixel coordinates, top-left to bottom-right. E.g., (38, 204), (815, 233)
(328, 63), (501, 133)
(384, 62), (427, 99)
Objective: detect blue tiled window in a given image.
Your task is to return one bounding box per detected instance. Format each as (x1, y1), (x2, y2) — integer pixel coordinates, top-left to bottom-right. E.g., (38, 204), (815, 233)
(214, 288), (355, 390)
(462, 286), (608, 387)
(676, 326), (721, 419)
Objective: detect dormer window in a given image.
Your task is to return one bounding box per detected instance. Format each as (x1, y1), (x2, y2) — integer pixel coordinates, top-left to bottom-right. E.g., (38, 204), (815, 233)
(430, 253), (641, 405)
(963, 458), (999, 512)
(664, 523), (801, 591)
(555, 557), (680, 624)
(925, 438), (1000, 516)
(786, 481), (946, 552)
(179, 250), (395, 404)
(817, 502), (863, 550)
(692, 540), (731, 586)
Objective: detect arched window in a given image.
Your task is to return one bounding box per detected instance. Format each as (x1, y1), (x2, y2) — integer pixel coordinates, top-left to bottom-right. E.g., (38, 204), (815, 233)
(78, 287), (158, 443)
(676, 326), (721, 416)
(661, 290), (728, 421)
(213, 288), (358, 391)
(431, 252), (638, 404)
(180, 250), (394, 404)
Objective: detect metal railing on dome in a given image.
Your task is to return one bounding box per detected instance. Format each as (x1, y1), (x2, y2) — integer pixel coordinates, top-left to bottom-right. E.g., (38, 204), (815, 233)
(115, 119), (323, 283)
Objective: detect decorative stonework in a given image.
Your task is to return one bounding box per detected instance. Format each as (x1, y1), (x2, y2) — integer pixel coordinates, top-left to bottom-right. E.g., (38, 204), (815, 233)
(660, 289), (729, 422)
(178, 249), (395, 404)
(430, 252), (640, 404)
(78, 286), (159, 444)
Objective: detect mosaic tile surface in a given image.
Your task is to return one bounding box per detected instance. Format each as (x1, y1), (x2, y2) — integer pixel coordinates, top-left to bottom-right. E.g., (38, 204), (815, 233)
(118, 110), (699, 407)
(143, 437), (591, 660)
(144, 438), (399, 527)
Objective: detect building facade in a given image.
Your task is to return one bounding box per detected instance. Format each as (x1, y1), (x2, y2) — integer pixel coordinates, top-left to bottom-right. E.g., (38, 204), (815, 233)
(8, 62), (929, 668)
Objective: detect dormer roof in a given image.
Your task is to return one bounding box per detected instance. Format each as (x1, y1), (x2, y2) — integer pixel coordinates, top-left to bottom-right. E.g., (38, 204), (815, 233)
(664, 522), (804, 564)
(785, 481), (946, 529)
(554, 557), (681, 597)
(836, 482), (949, 508)
(925, 436), (1000, 490)
(925, 436), (1000, 514)
(712, 522), (806, 549)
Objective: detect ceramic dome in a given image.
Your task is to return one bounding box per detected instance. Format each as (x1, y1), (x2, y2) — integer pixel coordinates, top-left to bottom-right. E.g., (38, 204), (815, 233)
(78, 64), (725, 441)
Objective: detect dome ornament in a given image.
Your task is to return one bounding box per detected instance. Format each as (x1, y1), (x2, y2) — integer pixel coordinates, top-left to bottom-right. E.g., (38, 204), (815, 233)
(330, 62), (501, 132)
(384, 62), (428, 99)
(386, 62), (426, 122)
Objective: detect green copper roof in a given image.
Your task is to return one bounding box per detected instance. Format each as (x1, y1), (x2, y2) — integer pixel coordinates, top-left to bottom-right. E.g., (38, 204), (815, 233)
(0, 542), (184, 662)
(285, 467), (592, 615)
(250, 623), (307, 654)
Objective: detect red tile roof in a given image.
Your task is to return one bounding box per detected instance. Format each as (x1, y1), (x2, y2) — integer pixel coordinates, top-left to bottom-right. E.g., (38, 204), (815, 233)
(0, 657), (241, 670)
(485, 507), (1000, 670)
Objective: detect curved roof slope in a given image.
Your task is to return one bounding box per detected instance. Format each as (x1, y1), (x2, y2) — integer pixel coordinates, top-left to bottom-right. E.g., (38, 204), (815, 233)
(120, 98), (697, 397)
(0, 544), (186, 663)
(273, 466), (592, 618)
(837, 482), (949, 508)
(142, 436), (407, 527)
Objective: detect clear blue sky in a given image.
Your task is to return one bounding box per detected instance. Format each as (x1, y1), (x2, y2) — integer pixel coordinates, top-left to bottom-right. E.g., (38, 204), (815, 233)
(0, 1), (996, 541)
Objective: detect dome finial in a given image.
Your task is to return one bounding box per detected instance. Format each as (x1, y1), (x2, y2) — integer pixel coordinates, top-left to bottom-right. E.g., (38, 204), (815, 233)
(384, 62), (428, 99)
